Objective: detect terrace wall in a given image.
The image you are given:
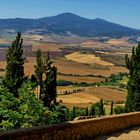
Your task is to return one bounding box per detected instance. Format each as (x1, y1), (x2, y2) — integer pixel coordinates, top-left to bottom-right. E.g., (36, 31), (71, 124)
(0, 112), (140, 140)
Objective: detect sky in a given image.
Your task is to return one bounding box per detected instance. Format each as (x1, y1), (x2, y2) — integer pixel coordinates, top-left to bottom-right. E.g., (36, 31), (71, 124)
(0, 0), (140, 29)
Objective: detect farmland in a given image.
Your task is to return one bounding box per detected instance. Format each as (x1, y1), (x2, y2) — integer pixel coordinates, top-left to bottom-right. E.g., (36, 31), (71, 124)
(57, 86), (126, 108)
(0, 34), (133, 110)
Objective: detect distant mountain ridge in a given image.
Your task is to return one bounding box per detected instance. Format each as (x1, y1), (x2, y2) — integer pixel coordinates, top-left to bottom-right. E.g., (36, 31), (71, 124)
(0, 12), (140, 37)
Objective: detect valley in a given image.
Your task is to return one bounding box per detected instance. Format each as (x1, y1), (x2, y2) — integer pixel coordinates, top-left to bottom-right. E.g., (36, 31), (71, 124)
(0, 33), (134, 111)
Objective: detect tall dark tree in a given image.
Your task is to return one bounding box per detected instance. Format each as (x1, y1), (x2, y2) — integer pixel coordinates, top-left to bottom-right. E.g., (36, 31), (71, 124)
(43, 52), (57, 107)
(99, 98), (104, 116)
(110, 101), (113, 115)
(125, 42), (140, 112)
(34, 49), (44, 99)
(3, 32), (25, 97)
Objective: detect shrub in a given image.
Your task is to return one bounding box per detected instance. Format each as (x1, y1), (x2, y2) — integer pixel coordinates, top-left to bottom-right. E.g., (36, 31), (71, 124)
(114, 106), (125, 114)
(0, 82), (50, 131)
(57, 80), (73, 86)
(49, 104), (69, 123)
(119, 84), (126, 89)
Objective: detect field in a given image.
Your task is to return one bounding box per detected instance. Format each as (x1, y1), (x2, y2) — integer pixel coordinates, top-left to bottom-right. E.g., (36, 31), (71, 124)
(65, 52), (114, 66)
(57, 86), (127, 108)
(0, 34), (132, 110)
(32, 43), (63, 52)
(57, 75), (105, 83)
(54, 59), (128, 77)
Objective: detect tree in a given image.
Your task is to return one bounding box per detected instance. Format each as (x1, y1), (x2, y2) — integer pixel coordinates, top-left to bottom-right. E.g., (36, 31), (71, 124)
(99, 98), (104, 116)
(125, 43), (140, 112)
(0, 86), (20, 130)
(110, 101), (113, 115)
(3, 33), (25, 97)
(34, 49), (44, 99)
(0, 82), (50, 131)
(49, 103), (69, 124)
(90, 104), (95, 116)
(85, 107), (89, 116)
(34, 51), (57, 107)
(18, 82), (49, 127)
(72, 106), (76, 119)
(43, 52), (57, 107)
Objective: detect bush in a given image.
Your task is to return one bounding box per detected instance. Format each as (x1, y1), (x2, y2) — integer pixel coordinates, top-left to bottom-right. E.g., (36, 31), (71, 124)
(57, 80), (73, 86)
(91, 100), (105, 116)
(0, 82), (50, 131)
(77, 82), (89, 87)
(49, 104), (69, 123)
(119, 84), (126, 89)
(114, 106), (125, 114)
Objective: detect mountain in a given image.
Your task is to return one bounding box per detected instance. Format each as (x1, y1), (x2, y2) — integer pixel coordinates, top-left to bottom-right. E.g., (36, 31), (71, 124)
(0, 13), (140, 37)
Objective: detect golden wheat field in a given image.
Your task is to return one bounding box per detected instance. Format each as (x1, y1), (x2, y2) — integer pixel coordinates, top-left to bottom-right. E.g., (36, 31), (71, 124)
(65, 52), (114, 66)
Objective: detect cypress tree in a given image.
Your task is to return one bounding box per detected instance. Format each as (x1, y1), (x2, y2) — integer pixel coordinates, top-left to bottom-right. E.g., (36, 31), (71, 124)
(90, 105), (95, 116)
(99, 98), (104, 116)
(110, 101), (113, 115)
(125, 42), (140, 112)
(35, 50), (57, 107)
(3, 32), (25, 97)
(72, 106), (76, 119)
(34, 49), (44, 99)
(85, 107), (89, 116)
(43, 52), (57, 107)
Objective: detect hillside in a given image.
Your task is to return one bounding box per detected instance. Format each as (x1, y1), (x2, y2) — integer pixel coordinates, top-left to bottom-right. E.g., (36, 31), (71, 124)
(0, 13), (140, 37)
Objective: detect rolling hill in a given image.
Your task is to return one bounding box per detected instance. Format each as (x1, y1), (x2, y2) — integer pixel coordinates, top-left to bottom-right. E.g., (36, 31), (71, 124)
(0, 13), (140, 37)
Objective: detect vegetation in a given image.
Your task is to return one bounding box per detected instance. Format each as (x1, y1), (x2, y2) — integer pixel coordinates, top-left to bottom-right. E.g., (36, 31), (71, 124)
(0, 34), (59, 131)
(34, 51), (57, 107)
(43, 52), (57, 107)
(49, 104), (69, 124)
(1, 33), (139, 131)
(3, 33), (25, 97)
(110, 101), (114, 115)
(0, 83), (49, 131)
(125, 43), (140, 112)
(57, 80), (73, 86)
(114, 106), (125, 114)
(35, 49), (44, 99)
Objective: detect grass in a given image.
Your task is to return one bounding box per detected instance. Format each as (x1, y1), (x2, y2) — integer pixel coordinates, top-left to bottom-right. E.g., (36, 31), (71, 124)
(118, 76), (128, 84)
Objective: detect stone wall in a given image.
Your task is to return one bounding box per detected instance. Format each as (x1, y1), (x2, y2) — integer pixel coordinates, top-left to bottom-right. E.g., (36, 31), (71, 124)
(1, 112), (140, 140)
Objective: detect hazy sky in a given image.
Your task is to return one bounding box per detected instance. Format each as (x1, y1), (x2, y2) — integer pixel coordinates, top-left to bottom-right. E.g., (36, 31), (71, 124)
(0, 0), (140, 29)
